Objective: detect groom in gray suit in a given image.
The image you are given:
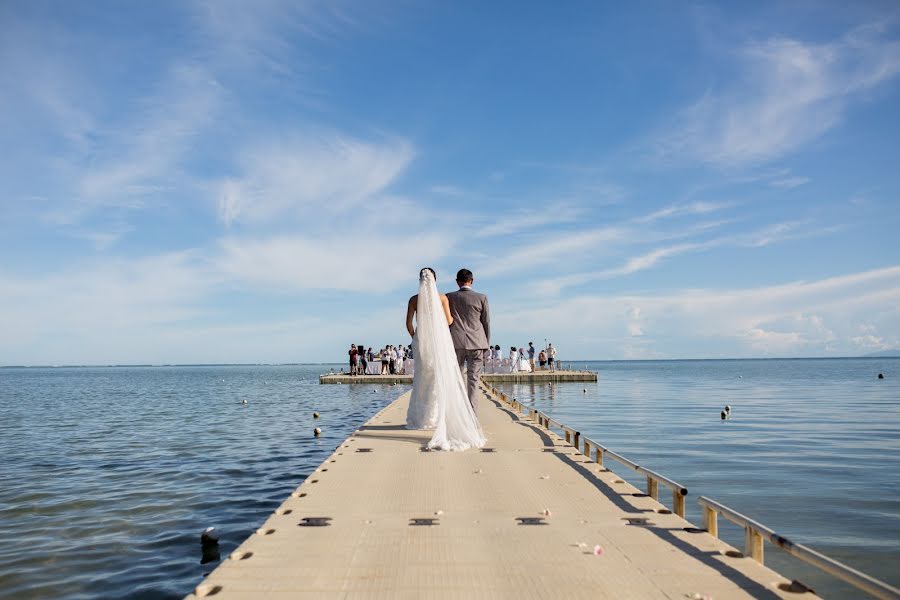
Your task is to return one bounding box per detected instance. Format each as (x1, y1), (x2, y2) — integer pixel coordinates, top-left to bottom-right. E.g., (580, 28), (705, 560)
(446, 268), (490, 415)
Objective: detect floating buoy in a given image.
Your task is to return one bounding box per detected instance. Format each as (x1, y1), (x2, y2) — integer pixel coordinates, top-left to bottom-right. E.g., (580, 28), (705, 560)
(878, 373), (884, 379)
(314, 427), (322, 437)
(313, 412), (320, 419)
(241, 399), (248, 405)
(372, 389), (376, 393)
(583, 388), (587, 393)
(720, 411), (727, 420)
(200, 527), (219, 547)
(724, 405), (731, 414)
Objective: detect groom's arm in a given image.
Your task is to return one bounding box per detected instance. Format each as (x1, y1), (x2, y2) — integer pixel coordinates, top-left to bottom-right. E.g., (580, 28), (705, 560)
(481, 295), (491, 346)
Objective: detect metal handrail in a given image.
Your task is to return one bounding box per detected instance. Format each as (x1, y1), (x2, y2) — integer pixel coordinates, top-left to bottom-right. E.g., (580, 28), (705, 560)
(481, 382), (688, 517)
(698, 496), (900, 600)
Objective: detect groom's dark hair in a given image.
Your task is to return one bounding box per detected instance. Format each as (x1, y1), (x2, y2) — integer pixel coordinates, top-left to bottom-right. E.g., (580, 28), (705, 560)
(456, 268), (473, 284)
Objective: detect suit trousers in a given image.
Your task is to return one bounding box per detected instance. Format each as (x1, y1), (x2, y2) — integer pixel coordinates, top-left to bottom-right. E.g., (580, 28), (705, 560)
(455, 348), (483, 415)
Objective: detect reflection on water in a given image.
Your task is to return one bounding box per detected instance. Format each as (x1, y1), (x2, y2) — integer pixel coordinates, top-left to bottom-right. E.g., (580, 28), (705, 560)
(0, 365), (406, 600)
(495, 358), (900, 599)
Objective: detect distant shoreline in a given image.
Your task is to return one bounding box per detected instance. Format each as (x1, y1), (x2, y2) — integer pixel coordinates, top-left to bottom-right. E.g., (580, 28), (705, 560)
(2, 355), (898, 369)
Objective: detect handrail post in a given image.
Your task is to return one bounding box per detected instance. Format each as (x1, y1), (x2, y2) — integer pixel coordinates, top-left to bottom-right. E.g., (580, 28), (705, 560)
(746, 527), (764, 563)
(704, 506), (718, 538)
(573, 431), (580, 449)
(583, 439), (591, 458)
(596, 449), (604, 468)
(673, 490), (685, 518)
(565, 430), (571, 444)
(647, 477), (659, 500)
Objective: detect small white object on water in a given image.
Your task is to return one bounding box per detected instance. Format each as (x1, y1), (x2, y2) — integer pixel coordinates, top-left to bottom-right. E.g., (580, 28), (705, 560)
(241, 399), (248, 405)
(200, 527), (219, 546)
(313, 412), (320, 419)
(372, 389), (376, 393)
(583, 388), (587, 393)
(314, 427), (322, 437)
(724, 405), (731, 414)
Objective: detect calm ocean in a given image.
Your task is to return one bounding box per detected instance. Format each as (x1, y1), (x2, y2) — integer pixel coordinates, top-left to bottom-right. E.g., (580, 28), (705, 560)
(0, 359), (897, 599)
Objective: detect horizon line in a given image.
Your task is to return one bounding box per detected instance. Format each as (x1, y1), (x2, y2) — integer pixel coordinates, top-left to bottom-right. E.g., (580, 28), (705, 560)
(2, 354), (898, 369)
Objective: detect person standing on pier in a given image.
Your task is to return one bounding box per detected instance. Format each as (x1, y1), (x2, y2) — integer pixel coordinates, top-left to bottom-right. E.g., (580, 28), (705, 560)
(405, 268), (486, 450)
(547, 343), (556, 371)
(446, 268), (491, 415)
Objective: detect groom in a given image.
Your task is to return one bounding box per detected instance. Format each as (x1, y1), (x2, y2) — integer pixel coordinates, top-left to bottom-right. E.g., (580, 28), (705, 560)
(447, 268), (490, 415)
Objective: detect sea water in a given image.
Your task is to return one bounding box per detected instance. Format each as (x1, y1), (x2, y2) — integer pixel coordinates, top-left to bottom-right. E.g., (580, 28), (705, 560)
(0, 365), (406, 599)
(493, 358), (900, 597)
(0, 359), (897, 599)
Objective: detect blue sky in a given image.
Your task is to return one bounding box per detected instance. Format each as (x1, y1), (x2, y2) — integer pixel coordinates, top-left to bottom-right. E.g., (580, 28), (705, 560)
(1, 1), (899, 365)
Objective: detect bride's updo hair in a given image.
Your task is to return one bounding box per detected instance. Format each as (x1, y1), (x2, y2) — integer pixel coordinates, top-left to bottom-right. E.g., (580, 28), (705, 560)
(420, 267), (436, 279)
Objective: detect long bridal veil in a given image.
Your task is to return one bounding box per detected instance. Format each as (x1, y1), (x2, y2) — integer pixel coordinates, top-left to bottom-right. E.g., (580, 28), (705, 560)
(412, 269), (486, 451)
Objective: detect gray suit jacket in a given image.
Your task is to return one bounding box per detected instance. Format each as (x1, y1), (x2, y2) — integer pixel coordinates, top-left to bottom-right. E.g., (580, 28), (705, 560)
(446, 287), (490, 350)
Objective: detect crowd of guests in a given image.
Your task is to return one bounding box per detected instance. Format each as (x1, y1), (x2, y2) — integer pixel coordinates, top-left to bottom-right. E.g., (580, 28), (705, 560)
(485, 342), (558, 372)
(345, 341), (557, 375)
(347, 343), (412, 376)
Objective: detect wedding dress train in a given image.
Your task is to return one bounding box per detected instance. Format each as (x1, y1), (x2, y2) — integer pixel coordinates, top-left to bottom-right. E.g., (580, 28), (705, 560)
(406, 270), (486, 451)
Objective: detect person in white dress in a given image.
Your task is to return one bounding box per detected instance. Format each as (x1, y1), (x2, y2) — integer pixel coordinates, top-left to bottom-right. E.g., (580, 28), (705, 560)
(405, 268), (486, 451)
(516, 348), (530, 371)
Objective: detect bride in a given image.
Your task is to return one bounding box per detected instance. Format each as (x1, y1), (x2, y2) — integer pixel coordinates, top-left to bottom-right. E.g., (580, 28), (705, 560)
(405, 268), (486, 451)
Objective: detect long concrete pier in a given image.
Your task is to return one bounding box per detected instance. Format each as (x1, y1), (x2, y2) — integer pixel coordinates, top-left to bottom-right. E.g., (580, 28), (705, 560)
(319, 369), (598, 385)
(186, 386), (820, 599)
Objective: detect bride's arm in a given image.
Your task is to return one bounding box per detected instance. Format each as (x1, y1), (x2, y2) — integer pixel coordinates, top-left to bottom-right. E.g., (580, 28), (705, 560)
(406, 295), (417, 337)
(440, 294), (454, 326)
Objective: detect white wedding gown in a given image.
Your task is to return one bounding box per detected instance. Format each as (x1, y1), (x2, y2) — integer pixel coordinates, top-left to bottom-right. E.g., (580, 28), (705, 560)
(406, 270), (486, 451)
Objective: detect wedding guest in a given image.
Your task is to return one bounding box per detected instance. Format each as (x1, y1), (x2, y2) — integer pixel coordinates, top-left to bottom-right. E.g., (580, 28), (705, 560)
(509, 346), (517, 361)
(517, 348), (530, 371)
(359, 346), (368, 375)
(389, 345), (397, 374)
(381, 346), (390, 375)
(349, 344), (358, 376)
(494, 344), (502, 360)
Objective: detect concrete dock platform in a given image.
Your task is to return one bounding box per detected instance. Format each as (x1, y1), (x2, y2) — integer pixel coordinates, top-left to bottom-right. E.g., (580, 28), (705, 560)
(186, 388), (817, 599)
(319, 369), (598, 385)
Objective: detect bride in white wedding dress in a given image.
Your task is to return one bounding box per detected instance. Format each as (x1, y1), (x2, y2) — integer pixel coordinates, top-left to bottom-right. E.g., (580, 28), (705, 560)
(405, 268), (486, 451)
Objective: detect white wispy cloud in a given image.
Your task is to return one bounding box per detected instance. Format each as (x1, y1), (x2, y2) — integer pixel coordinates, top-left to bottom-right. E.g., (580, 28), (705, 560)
(535, 219), (838, 295)
(479, 226), (629, 277)
(216, 230), (451, 292)
(634, 201), (732, 223)
(496, 265), (900, 359)
(476, 207), (582, 237)
(656, 23), (900, 166)
(217, 133), (414, 226)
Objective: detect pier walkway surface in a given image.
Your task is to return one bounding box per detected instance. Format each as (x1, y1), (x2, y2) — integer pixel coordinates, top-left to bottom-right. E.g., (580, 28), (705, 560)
(187, 388), (818, 600)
